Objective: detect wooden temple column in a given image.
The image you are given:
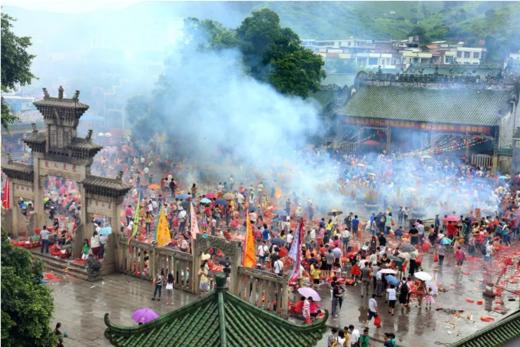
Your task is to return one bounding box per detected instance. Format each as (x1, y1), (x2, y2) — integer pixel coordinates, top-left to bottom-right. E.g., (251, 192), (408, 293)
(32, 153), (45, 232)
(8, 179), (17, 236)
(385, 126), (391, 152)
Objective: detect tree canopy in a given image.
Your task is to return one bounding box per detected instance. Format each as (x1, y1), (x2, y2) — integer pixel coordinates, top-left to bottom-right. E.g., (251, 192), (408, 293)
(1, 231), (56, 347)
(1, 13), (36, 129)
(187, 8), (324, 98)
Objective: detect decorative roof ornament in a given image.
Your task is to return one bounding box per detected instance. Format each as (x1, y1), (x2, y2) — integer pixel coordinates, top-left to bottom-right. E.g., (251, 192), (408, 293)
(58, 86), (64, 99)
(86, 129), (93, 142)
(7, 153), (13, 164)
(116, 171), (124, 181)
(31, 123), (38, 133)
(73, 90), (80, 102)
(42, 88), (50, 99)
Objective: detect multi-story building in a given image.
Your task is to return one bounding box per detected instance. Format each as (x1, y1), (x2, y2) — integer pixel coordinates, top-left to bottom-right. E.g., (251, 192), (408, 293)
(455, 45), (485, 65)
(302, 37), (399, 70)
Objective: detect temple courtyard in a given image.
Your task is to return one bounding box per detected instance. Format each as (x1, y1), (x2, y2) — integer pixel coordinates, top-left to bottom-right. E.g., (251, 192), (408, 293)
(46, 253), (518, 347)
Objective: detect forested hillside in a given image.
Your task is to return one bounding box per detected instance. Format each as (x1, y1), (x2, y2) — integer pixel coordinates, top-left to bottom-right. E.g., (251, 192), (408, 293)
(253, 1), (520, 62)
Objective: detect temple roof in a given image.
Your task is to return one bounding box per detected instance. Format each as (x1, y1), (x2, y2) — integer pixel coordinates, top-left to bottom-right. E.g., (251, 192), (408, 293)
(1, 161), (34, 181)
(69, 137), (103, 151)
(340, 85), (513, 126)
(33, 97), (89, 110)
(449, 310), (520, 347)
(82, 175), (131, 198)
(23, 131), (46, 144)
(104, 274), (328, 347)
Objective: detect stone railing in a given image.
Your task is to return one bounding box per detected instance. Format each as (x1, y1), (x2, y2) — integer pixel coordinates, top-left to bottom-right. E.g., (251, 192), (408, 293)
(113, 234), (291, 313)
(115, 235), (194, 293)
(235, 266), (289, 318)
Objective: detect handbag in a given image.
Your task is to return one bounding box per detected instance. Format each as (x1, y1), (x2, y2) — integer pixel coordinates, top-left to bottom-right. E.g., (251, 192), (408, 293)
(166, 282), (174, 290)
(374, 314), (382, 328)
(433, 253), (439, 262)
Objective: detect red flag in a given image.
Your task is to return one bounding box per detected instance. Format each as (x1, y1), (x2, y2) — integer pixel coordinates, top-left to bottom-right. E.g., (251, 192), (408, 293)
(289, 220), (304, 282)
(2, 178), (10, 209)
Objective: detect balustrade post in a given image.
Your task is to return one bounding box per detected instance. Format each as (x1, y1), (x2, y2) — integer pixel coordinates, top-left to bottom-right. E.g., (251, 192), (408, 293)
(281, 281), (289, 318)
(151, 242), (157, 280)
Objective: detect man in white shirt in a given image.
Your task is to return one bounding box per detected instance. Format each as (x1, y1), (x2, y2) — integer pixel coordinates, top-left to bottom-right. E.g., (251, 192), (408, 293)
(286, 230), (294, 245)
(386, 285), (397, 315)
(40, 226), (50, 254)
(341, 228), (351, 254)
(274, 258), (284, 276)
(309, 228), (316, 241)
(257, 241), (269, 267)
(368, 294), (378, 320)
(348, 325), (360, 346)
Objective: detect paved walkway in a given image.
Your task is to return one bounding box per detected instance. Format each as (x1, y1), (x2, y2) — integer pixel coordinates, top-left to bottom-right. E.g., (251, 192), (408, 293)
(47, 252), (519, 346)
(49, 274), (197, 347)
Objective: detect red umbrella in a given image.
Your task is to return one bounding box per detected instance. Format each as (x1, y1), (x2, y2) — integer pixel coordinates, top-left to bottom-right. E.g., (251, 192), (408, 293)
(444, 215), (459, 222)
(363, 139), (380, 146)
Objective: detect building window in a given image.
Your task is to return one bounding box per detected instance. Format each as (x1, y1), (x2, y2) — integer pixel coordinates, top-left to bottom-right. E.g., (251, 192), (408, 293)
(368, 57), (378, 65)
(464, 52), (470, 58)
(457, 51), (462, 58)
(473, 52), (480, 59)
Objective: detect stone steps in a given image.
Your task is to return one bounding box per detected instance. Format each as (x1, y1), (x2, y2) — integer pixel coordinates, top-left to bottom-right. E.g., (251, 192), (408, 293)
(30, 252), (92, 281)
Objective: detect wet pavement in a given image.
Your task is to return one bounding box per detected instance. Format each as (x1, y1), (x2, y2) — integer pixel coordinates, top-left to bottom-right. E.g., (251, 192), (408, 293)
(48, 274), (198, 347)
(314, 250), (520, 346)
(47, 250), (519, 347)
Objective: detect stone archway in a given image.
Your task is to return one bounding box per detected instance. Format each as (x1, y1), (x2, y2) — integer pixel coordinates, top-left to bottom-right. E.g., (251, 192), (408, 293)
(2, 87), (130, 265)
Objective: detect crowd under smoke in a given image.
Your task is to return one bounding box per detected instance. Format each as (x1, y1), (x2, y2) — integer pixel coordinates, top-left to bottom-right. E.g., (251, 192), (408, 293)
(128, 23), (507, 217)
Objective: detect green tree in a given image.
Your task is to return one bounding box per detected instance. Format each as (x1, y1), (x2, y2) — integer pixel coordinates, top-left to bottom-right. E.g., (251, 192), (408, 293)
(184, 18), (239, 50)
(236, 8), (324, 98)
(1, 231), (56, 347)
(1, 13), (36, 130)
(269, 47), (325, 98)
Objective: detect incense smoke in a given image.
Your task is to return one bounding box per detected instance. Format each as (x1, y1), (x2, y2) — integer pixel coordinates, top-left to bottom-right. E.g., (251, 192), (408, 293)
(131, 24), (344, 211)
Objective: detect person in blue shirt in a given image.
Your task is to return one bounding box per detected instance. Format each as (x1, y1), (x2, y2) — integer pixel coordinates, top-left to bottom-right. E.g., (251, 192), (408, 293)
(262, 224), (270, 241)
(352, 215), (360, 235)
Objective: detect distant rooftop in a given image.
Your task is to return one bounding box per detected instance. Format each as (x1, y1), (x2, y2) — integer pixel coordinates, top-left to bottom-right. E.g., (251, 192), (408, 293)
(340, 85), (513, 126)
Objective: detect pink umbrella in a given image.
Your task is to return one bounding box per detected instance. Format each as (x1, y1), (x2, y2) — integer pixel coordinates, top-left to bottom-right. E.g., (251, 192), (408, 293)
(205, 192), (216, 199)
(297, 287), (321, 301)
(131, 308), (159, 324)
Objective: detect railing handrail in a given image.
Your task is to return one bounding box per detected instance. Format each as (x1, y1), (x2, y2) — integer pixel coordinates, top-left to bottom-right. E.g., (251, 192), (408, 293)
(237, 266), (288, 285)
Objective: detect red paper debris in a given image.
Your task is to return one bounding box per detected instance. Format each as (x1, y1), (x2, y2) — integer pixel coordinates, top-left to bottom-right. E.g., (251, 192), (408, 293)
(480, 316), (495, 322)
(476, 300), (484, 305)
(465, 298), (474, 303)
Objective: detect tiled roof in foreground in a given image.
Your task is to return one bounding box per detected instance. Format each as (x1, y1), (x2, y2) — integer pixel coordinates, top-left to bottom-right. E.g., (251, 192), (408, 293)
(104, 274), (328, 347)
(341, 85), (512, 126)
(450, 310), (520, 347)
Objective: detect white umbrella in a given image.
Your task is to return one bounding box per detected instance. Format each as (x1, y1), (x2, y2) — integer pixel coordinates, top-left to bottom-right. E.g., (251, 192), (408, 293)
(414, 271), (432, 282)
(379, 269), (397, 275)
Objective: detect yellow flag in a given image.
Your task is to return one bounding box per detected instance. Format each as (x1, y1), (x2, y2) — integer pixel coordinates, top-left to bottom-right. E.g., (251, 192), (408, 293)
(156, 206), (171, 247)
(274, 187), (282, 199)
(242, 211), (257, 268)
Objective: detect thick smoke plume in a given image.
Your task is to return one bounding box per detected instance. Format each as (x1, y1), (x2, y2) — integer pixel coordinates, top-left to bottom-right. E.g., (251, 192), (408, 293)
(131, 22), (506, 217)
(137, 25), (343, 210)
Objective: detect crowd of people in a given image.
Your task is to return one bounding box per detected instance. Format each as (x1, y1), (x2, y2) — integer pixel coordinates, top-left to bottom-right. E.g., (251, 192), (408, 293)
(5, 135), (519, 346)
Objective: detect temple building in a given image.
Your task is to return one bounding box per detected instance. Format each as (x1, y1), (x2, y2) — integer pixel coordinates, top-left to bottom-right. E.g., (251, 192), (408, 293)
(331, 71), (520, 173)
(104, 274), (328, 347)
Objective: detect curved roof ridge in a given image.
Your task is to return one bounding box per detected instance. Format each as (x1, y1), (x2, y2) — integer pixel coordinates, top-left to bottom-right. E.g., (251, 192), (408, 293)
(223, 290), (329, 332)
